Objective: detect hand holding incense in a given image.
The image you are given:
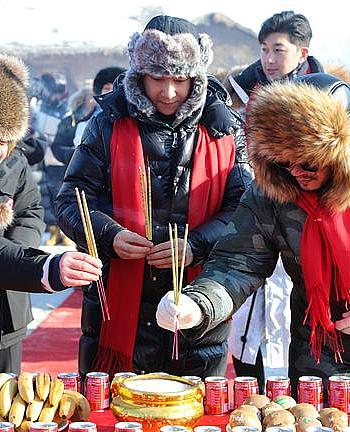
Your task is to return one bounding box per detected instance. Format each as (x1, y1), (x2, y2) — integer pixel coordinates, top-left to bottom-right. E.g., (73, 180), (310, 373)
(168, 223), (189, 359)
(139, 165), (152, 240)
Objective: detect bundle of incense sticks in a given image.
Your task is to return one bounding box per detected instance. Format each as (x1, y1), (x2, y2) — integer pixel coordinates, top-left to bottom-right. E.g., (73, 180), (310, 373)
(75, 188), (110, 321)
(139, 165), (152, 240)
(169, 222), (189, 359)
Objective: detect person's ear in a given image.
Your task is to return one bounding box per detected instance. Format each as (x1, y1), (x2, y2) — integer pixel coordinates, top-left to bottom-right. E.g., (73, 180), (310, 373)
(299, 46), (309, 64)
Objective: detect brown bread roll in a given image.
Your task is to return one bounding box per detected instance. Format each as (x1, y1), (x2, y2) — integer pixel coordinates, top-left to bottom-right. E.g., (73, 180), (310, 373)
(262, 409), (296, 429)
(230, 408), (262, 431)
(244, 394), (271, 409)
(295, 416), (322, 432)
(289, 403), (319, 420)
(273, 395), (297, 410)
(261, 402), (285, 418)
(320, 409), (348, 432)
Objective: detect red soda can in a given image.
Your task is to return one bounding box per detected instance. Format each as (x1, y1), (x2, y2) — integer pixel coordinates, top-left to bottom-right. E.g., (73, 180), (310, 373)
(266, 376), (291, 400)
(85, 372), (110, 411)
(204, 376), (228, 415)
(114, 422), (143, 432)
(69, 422), (97, 432)
(0, 423), (14, 432)
(234, 376), (259, 408)
(29, 423), (58, 432)
(297, 376), (323, 410)
(328, 375), (350, 414)
(57, 372), (81, 393)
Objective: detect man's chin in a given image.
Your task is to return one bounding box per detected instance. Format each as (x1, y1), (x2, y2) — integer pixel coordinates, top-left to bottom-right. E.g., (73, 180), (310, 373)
(157, 104), (178, 115)
(266, 72), (282, 81)
(297, 179), (319, 191)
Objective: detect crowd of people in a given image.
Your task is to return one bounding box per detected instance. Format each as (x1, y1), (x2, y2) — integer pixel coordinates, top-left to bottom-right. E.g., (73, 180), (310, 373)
(0, 9), (350, 402)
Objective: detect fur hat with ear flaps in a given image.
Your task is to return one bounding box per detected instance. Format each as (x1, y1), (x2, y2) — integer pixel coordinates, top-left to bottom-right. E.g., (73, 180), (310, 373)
(247, 81), (350, 212)
(0, 54), (29, 154)
(124, 15), (213, 123)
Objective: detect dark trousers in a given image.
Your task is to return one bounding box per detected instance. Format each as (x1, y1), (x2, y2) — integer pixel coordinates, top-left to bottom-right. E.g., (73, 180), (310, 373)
(0, 342), (22, 374)
(232, 348), (265, 393)
(289, 335), (350, 403)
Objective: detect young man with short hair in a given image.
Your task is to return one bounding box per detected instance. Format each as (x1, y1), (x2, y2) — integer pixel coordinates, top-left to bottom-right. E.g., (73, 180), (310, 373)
(226, 10), (324, 105)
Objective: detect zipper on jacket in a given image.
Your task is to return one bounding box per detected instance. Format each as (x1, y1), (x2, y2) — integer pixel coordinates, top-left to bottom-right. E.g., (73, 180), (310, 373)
(171, 132), (178, 148)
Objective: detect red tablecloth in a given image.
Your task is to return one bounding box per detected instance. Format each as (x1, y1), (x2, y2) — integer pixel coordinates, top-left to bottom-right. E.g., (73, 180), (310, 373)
(89, 409), (229, 432)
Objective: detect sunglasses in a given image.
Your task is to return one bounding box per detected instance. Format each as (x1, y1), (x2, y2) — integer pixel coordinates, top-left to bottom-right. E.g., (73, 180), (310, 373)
(274, 161), (319, 173)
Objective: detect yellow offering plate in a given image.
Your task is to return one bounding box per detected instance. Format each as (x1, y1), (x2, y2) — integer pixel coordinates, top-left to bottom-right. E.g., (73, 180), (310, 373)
(110, 373), (204, 432)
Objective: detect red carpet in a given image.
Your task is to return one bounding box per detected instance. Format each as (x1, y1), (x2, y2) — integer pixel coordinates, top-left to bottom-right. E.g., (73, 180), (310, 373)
(22, 289), (83, 376)
(22, 290), (235, 378)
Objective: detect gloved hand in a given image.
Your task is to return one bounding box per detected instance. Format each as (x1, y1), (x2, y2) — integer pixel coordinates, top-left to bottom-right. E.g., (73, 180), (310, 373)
(335, 310), (350, 334)
(156, 291), (203, 332)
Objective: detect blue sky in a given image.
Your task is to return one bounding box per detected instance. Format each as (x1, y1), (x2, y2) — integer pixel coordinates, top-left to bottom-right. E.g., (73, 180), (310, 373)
(1, 0), (349, 67)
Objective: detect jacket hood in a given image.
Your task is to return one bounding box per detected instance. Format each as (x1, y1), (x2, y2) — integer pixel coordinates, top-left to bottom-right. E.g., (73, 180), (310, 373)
(324, 63), (350, 83)
(0, 54), (29, 154)
(247, 81), (350, 212)
(98, 74), (234, 133)
(68, 86), (93, 113)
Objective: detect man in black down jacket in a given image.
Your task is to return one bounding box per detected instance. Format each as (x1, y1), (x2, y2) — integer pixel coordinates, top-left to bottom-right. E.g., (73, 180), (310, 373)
(56, 15), (252, 379)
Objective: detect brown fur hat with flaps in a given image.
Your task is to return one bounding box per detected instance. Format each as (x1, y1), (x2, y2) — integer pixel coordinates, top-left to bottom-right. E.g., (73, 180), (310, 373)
(246, 80), (350, 212)
(0, 54), (29, 154)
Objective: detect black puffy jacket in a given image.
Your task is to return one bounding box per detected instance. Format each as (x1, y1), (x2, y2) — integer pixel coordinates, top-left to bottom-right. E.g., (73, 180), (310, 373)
(56, 75), (252, 378)
(0, 149), (45, 351)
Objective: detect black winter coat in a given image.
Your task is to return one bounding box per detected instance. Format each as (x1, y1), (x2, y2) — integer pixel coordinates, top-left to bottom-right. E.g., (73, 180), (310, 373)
(234, 56), (324, 96)
(56, 76), (252, 378)
(0, 149), (45, 349)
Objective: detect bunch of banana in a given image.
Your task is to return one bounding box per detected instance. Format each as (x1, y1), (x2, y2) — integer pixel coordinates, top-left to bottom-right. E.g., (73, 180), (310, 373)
(0, 372), (91, 431)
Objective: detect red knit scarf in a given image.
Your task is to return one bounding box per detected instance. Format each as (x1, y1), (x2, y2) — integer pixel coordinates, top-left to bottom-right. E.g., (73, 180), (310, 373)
(295, 191), (350, 362)
(93, 117), (235, 376)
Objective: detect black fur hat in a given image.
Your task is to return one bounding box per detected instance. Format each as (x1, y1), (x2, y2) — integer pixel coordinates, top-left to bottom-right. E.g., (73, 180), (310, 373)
(93, 66), (125, 95)
(124, 15), (213, 123)
(0, 54), (29, 153)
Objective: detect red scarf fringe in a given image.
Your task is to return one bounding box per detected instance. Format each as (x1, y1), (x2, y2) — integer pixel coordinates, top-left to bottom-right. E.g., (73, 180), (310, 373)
(296, 191), (350, 363)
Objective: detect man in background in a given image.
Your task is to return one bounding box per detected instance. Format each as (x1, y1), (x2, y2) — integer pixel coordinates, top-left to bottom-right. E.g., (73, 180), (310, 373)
(73, 66), (126, 146)
(225, 10), (324, 108)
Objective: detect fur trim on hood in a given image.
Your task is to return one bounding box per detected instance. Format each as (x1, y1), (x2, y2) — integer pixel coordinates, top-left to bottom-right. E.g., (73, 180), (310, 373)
(247, 82), (350, 212)
(0, 198), (14, 229)
(324, 63), (350, 83)
(68, 86), (93, 114)
(124, 27), (213, 125)
(0, 54), (29, 154)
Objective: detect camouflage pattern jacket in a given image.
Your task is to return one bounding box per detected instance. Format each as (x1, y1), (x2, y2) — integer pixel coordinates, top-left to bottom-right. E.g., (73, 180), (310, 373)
(183, 183), (350, 362)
